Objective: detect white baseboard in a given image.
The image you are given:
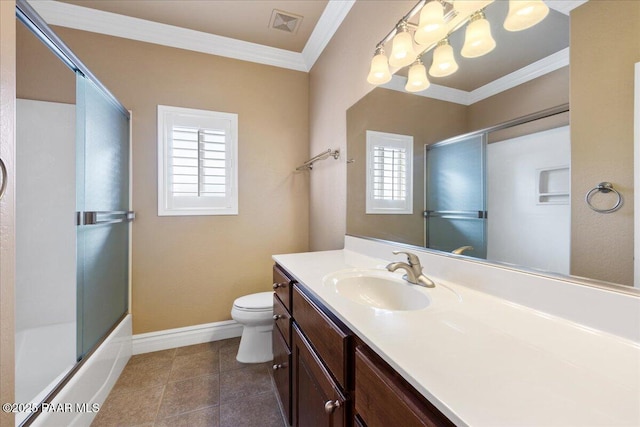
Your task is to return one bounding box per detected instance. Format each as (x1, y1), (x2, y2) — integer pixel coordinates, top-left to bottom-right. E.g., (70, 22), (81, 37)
(132, 319), (243, 355)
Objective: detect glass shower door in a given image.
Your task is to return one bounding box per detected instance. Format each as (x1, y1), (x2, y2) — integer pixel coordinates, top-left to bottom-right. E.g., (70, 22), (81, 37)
(425, 134), (487, 258)
(76, 74), (131, 359)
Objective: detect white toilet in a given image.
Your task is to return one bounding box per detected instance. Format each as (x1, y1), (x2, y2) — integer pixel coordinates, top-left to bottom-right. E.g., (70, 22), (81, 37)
(231, 291), (274, 363)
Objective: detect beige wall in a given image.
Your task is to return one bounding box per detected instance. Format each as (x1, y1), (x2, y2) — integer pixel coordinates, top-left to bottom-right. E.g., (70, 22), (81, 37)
(346, 88), (467, 246)
(468, 67), (569, 131)
(570, 1), (639, 286)
(16, 24), (75, 103)
(309, 1), (416, 251)
(17, 27), (311, 334)
(0, 2), (16, 426)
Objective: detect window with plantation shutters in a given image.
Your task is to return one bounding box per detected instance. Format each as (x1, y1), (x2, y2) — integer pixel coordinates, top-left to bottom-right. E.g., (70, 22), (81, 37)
(158, 106), (238, 216)
(366, 130), (413, 214)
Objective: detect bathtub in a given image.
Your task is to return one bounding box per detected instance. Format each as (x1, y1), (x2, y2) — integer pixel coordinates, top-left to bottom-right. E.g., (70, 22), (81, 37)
(20, 315), (131, 427)
(15, 322), (75, 426)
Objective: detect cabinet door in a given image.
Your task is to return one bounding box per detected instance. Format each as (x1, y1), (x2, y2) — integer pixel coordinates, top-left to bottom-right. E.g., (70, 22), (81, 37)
(293, 286), (350, 389)
(273, 327), (291, 425)
(292, 325), (347, 427)
(274, 293), (291, 348)
(355, 347), (454, 427)
(273, 265), (293, 310)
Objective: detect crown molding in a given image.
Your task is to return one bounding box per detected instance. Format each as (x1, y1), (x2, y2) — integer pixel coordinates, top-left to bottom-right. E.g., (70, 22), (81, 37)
(303, 0), (355, 70)
(29, 0), (346, 72)
(382, 48), (569, 106)
(468, 47), (569, 104)
(381, 76), (471, 105)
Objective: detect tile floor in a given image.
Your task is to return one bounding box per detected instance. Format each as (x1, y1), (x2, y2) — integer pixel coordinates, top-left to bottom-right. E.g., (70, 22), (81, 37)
(91, 337), (287, 427)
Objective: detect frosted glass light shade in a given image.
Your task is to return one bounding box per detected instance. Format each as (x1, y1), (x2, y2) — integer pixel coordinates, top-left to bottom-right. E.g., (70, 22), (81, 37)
(415, 1), (447, 46)
(461, 14), (496, 58)
(452, 0), (494, 19)
(429, 40), (458, 77)
(389, 29), (416, 68)
(504, 0), (549, 31)
(367, 52), (392, 85)
(405, 61), (430, 92)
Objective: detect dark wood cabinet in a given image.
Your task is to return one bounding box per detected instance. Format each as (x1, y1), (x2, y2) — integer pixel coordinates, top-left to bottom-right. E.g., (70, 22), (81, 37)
(272, 263), (453, 427)
(273, 293), (291, 348)
(273, 327), (291, 424)
(354, 346), (455, 427)
(272, 265), (294, 425)
(273, 264), (293, 310)
(292, 286), (351, 389)
(292, 325), (347, 427)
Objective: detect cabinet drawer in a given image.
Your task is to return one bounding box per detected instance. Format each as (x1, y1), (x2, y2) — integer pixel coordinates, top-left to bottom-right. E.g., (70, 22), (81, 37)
(292, 325), (347, 427)
(273, 265), (293, 311)
(273, 328), (291, 425)
(355, 346), (454, 427)
(293, 286), (350, 389)
(273, 293), (291, 349)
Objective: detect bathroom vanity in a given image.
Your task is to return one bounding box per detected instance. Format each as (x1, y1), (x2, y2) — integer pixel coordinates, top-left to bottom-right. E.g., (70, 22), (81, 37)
(272, 263), (452, 426)
(272, 237), (640, 427)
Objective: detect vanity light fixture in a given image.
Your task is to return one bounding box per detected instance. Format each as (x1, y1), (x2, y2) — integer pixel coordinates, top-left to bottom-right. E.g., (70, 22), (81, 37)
(429, 38), (458, 77)
(388, 21), (416, 68)
(460, 11), (496, 58)
(406, 59), (431, 92)
(452, 0), (495, 18)
(504, 0), (550, 31)
(415, 0), (447, 46)
(366, 0), (549, 93)
(367, 46), (392, 84)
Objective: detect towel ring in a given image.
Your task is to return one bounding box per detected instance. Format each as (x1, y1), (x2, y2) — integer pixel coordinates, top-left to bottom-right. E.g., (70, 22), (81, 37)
(585, 182), (622, 213)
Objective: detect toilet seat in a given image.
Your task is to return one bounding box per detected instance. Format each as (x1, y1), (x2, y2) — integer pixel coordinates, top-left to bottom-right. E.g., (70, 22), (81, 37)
(232, 291), (272, 312)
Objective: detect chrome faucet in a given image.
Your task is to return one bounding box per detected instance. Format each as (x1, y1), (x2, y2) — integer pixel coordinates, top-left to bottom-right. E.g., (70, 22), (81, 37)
(386, 251), (435, 288)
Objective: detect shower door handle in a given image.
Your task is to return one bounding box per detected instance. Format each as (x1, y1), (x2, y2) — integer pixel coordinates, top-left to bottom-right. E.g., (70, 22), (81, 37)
(77, 210), (135, 226)
(0, 158), (7, 201)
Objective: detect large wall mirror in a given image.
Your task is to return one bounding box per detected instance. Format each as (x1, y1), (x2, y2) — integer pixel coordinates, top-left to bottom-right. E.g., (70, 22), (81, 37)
(347, 1), (639, 290)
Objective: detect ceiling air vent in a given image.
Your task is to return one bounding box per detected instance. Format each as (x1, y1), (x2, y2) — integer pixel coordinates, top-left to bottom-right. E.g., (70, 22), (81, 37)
(269, 9), (303, 34)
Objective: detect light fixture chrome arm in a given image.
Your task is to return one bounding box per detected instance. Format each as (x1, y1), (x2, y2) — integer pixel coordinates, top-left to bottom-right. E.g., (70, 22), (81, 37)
(375, 0), (428, 49)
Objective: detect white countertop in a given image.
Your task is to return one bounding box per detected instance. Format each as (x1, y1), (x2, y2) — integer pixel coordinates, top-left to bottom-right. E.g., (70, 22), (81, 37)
(273, 248), (640, 427)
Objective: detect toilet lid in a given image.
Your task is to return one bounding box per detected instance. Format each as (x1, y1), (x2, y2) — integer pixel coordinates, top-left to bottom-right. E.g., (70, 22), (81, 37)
(233, 291), (273, 311)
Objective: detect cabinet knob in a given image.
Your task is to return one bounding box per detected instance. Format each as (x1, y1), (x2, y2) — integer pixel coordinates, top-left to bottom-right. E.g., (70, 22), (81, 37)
(272, 363), (287, 370)
(273, 282), (286, 289)
(273, 314), (282, 320)
(324, 399), (341, 414)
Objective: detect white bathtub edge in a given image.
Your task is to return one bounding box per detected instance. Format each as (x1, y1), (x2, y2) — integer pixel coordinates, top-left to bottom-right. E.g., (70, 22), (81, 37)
(132, 319), (243, 355)
(30, 315), (132, 427)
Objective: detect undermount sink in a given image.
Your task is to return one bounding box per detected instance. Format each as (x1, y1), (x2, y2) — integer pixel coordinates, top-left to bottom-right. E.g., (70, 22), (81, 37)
(323, 269), (431, 311)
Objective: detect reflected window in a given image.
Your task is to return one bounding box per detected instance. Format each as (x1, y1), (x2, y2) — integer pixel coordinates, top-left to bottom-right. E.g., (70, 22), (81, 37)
(366, 130), (413, 214)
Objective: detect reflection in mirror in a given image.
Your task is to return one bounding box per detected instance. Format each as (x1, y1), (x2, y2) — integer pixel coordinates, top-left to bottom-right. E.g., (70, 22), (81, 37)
(424, 108), (570, 275)
(347, 1), (639, 288)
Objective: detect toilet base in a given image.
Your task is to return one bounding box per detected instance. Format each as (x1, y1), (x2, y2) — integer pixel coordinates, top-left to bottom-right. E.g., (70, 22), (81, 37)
(236, 323), (273, 363)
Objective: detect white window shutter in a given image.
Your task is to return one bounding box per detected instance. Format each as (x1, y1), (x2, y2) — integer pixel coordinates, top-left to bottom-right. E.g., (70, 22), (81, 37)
(158, 105), (238, 216)
(366, 130), (413, 214)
